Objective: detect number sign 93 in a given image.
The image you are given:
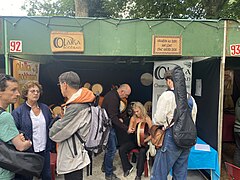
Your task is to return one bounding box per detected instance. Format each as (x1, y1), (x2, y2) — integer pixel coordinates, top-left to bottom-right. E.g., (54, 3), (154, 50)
(9, 40), (22, 52)
(230, 44), (240, 56)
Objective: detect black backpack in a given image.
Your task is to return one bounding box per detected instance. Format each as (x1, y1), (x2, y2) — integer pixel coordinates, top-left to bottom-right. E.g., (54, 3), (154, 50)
(172, 66), (197, 149)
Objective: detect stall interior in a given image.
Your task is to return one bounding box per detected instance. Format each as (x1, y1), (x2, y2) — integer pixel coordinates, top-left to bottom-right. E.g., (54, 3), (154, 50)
(221, 57), (240, 178)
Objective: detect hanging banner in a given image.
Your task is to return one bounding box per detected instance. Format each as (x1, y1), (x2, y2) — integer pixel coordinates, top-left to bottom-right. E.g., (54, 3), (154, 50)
(152, 60), (192, 120)
(13, 59), (40, 107)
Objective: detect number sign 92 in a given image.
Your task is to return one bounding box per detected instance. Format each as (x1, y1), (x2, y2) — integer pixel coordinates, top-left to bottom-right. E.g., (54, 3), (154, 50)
(9, 40), (22, 52)
(230, 44), (240, 56)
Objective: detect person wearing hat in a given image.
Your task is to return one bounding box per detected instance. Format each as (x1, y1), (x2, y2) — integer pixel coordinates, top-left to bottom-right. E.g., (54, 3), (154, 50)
(49, 71), (95, 180)
(151, 69), (197, 180)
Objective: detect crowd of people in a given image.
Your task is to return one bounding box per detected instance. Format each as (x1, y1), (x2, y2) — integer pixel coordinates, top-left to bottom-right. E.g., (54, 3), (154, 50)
(0, 69), (199, 180)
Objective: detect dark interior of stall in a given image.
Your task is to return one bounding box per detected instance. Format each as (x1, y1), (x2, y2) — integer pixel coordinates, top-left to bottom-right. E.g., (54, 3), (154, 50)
(220, 57), (240, 179)
(38, 60), (154, 107)
(192, 58), (220, 150)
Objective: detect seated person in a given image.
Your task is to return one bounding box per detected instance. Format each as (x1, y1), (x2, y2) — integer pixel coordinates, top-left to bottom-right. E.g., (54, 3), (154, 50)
(119, 101), (152, 180)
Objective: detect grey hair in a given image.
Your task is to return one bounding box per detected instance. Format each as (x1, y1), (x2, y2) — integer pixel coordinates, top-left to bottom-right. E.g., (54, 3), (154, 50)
(58, 71), (80, 89)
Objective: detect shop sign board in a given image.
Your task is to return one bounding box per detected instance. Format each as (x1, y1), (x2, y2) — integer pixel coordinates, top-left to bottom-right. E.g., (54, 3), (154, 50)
(152, 35), (182, 55)
(50, 31), (84, 53)
(10, 40), (22, 52)
(230, 44), (240, 56)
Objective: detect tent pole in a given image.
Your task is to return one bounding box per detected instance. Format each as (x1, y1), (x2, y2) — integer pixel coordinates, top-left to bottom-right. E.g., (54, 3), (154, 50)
(3, 18), (11, 112)
(218, 20), (227, 172)
(3, 18), (10, 75)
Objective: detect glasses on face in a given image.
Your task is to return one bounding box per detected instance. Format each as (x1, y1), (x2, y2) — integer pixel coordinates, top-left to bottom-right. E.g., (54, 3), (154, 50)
(29, 89), (40, 94)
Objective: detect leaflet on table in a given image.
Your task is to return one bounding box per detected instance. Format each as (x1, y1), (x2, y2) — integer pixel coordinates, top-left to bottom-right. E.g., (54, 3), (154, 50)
(194, 144), (210, 151)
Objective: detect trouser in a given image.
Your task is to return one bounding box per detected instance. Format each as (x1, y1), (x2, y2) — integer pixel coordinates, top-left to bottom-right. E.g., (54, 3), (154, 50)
(64, 169), (83, 180)
(151, 127), (190, 180)
(104, 128), (118, 176)
(119, 141), (148, 177)
(234, 132), (240, 167)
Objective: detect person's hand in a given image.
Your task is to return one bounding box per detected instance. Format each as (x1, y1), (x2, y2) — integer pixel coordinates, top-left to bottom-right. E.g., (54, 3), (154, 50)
(19, 133), (26, 142)
(127, 127), (135, 134)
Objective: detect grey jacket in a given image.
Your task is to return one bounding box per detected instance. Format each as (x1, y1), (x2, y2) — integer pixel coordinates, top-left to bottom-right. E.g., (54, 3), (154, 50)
(49, 103), (91, 175)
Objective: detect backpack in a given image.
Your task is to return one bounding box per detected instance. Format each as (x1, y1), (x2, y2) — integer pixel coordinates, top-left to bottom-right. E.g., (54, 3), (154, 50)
(172, 65), (197, 149)
(73, 104), (112, 155)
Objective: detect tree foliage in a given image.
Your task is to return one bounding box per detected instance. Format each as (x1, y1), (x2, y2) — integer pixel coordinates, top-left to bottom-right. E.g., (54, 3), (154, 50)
(22, 0), (75, 16)
(22, 0), (240, 20)
(22, 0), (109, 17)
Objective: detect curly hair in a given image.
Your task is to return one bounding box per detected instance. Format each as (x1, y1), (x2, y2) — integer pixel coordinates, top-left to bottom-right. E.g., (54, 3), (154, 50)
(21, 81), (43, 100)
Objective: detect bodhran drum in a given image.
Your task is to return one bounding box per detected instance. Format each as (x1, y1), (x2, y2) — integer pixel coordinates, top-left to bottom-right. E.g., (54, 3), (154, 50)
(92, 83), (103, 95)
(84, 82), (91, 89)
(119, 98), (127, 113)
(136, 121), (150, 147)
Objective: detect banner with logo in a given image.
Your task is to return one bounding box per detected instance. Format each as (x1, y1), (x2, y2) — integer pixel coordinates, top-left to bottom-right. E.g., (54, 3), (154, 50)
(50, 31), (84, 53)
(13, 59), (40, 107)
(152, 60), (192, 119)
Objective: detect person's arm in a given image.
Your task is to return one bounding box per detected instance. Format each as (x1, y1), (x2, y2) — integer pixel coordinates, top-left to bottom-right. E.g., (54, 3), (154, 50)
(127, 117), (135, 134)
(154, 91), (175, 128)
(49, 104), (89, 142)
(144, 116), (153, 143)
(107, 96), (128, 132)
(11, 133), (32, 151)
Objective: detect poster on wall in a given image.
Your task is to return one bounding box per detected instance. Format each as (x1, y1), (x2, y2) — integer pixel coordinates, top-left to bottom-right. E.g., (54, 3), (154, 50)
(152, 60), (192, 121)
(13, 59), (40, 107)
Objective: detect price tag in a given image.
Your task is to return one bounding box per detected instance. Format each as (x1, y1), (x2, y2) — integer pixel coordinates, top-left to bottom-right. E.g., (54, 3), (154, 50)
(9, 40), (22, 52)
(230, 44), (240, 56)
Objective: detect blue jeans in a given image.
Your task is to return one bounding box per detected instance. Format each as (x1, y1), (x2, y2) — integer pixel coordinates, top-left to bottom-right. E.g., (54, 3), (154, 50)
(104, 128), (118, 176)
(151, 127), (190, 180)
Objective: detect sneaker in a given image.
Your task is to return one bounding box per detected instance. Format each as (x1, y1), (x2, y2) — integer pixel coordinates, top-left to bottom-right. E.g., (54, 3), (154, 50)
(123, 166), (134, 177)
(135, 176), (141, 180)
(105, 173), (121, 180)
(101, 165), (117, 173)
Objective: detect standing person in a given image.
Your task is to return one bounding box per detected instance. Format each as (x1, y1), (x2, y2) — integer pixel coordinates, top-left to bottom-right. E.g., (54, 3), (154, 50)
(49, 71), (95, 180)
(119, 101), (152, 180)
(12, 81), (52, 180)
(234, 97), (240, 167)
(0, 74), (32, 180)
(151, 70), (197, 180)
(102, 84), (131, 180)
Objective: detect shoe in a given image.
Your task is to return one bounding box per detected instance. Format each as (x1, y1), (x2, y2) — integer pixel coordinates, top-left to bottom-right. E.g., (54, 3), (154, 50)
(101, 165), (117, 173)
(105, 173), (121, 180)
(123, 166), (134, 177)
(135, 176), (141, 180)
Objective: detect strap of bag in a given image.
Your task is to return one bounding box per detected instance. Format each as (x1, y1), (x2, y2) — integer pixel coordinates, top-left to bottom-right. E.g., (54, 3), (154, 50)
(0, 107), (5, 114)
